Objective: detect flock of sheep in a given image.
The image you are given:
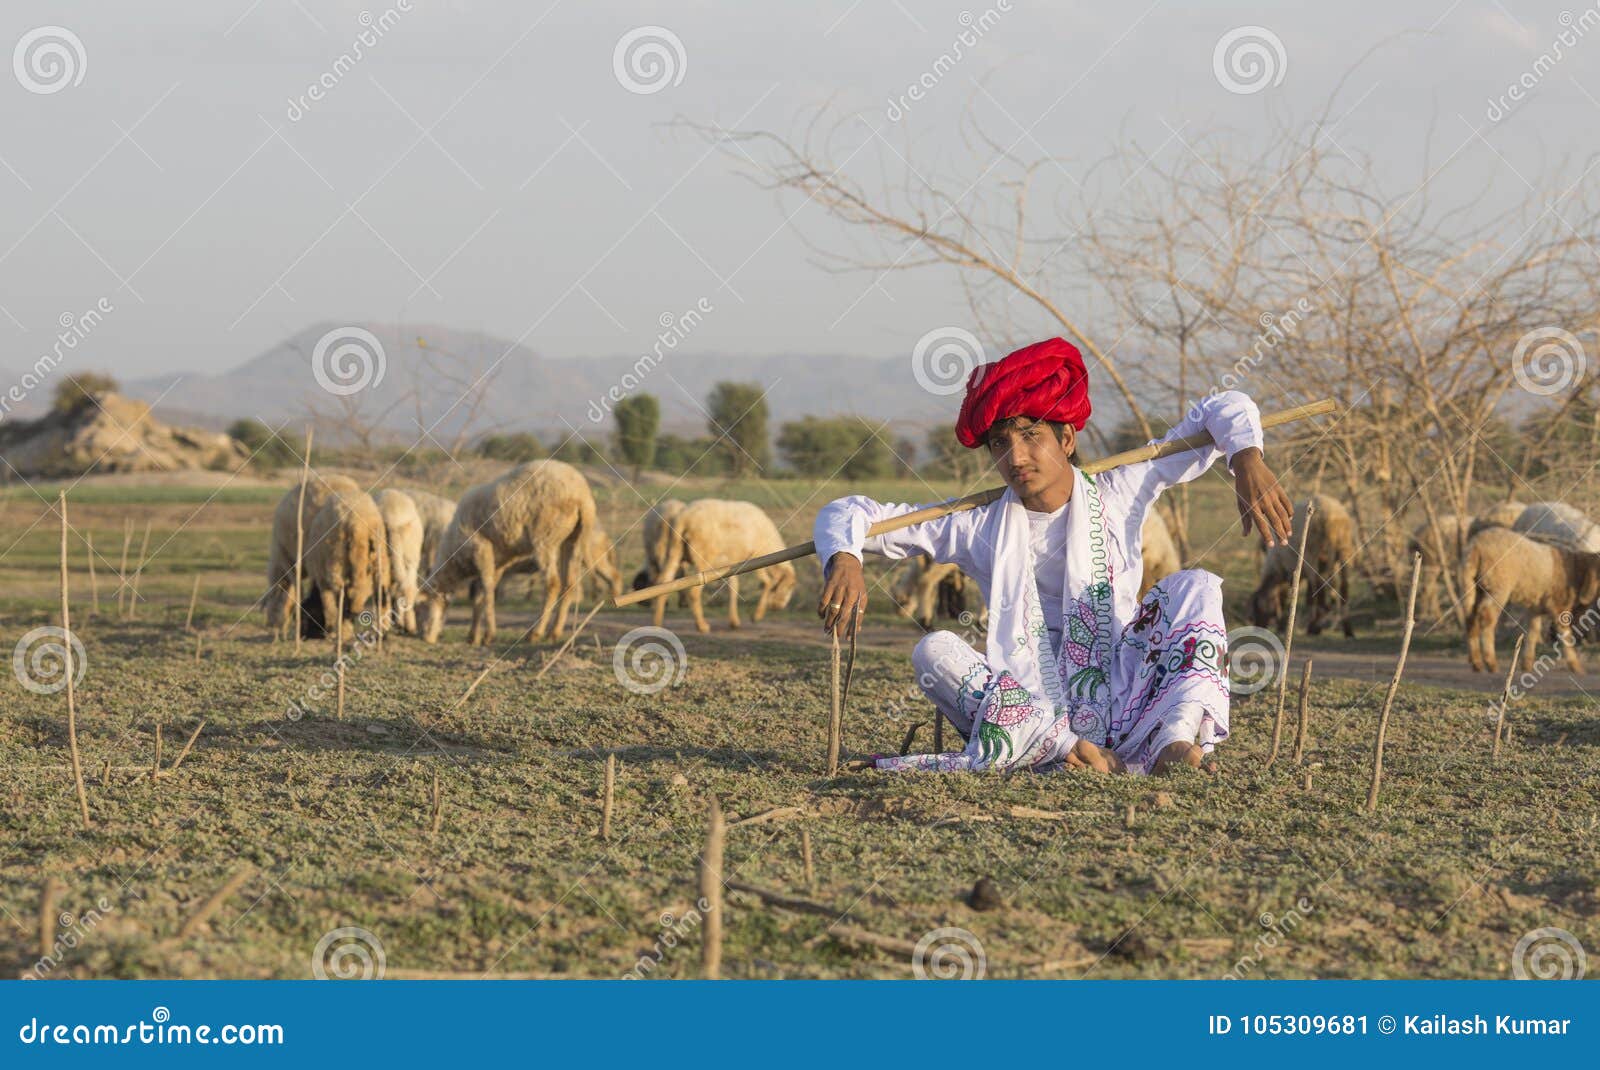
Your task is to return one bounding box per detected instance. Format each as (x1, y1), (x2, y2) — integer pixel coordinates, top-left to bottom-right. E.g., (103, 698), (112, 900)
(1244, 492), (1600, 675)
(260, 458), (1600, 676)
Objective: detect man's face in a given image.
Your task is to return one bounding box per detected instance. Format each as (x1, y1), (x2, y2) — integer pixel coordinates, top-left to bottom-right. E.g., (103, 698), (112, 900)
(986, 416), (1076, 498)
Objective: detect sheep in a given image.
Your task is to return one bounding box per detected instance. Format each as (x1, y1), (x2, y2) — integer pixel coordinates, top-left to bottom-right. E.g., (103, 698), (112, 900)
(1408, 512), (1515, 621)
(415, 460), (611, 645)
(1513, 501), (1600, 552)
(628, 499), (694, 609)
(653, 498), (796, 632)
(265, 472), (361, 638)
(1248, 493), (1358, 637)
(1463, 525), (1600, 673)
(304, 487), (391, 642)
(405, 489), (458, 579)
(375, 489), (424, 633)
(890, 557), (983, 628)
(496, 520), (624, 623)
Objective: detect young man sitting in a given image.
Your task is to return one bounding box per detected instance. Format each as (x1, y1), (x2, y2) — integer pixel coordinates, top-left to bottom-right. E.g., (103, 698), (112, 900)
(813, 337), (1293, 775)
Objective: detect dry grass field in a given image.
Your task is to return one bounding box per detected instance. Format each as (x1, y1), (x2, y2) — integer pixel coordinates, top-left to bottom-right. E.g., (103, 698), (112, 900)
(2, 467), (1596, 978)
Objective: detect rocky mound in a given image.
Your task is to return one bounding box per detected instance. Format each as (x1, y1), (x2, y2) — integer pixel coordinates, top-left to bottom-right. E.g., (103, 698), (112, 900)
(0, 393), (251, 480)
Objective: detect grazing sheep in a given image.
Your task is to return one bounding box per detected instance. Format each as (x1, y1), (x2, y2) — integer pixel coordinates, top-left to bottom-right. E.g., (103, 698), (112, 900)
(265, 472), (361, 638)
(654, 499), (796, 632)
(629, 499), (694, 610)
(1248, 493), (1358, 637)
(1138, 509), (1180, 598)
(406, 489), (458, 580)
(375, 489), (424, 633)
(305, 487), (391, 642)
(1513, 501), (1600, 552)
(890, 557), (985, 628)
(1482, 500), (1527, 530)
(1463, 526), (1600, 673)
(497, 520), (624, 624)
(1408, 513), (1514, 620)
(416, 460), (610, 645)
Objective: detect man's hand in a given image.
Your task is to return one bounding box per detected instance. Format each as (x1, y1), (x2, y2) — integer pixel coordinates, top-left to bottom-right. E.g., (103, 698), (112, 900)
(818, 552), (868, 638)
(1232, 446), (1294, 548)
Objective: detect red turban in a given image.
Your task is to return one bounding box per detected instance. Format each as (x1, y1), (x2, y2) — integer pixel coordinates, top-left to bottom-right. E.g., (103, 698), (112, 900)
(954, 337), (1091, 448)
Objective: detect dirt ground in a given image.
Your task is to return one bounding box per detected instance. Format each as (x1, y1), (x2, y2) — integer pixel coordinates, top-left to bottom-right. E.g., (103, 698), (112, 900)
(1, 471), (1596, 979)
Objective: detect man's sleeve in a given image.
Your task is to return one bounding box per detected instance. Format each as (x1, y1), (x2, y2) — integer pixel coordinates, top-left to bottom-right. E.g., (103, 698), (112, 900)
(1097, 390), (1265, 514)
(814, 495), (972, 579)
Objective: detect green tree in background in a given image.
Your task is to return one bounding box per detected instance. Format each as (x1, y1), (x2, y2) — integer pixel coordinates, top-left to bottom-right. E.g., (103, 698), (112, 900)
(476, 432), (545, 463)
(52, 372), (119, 414)
(777, 416), (891, 479)
(613, 393), (660, 478)
(706, 381), (770, 476)
(652, 434), (731, 477)
(227, 418), (299, 467)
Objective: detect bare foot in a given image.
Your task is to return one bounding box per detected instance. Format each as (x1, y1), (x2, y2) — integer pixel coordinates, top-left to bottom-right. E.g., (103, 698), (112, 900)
(1065, 739), (1125, 773)
(1152, 740), (1204, 776)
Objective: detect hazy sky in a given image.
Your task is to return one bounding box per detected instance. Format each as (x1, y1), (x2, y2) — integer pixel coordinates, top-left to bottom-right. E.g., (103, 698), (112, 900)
(1, 1), (1595, 382)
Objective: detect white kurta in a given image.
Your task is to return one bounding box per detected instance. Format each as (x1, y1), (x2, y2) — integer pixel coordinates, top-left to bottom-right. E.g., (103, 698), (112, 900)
(812, 390), (1265, 773)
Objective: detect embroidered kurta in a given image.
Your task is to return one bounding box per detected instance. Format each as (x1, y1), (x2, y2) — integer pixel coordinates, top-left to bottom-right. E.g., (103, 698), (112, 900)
(812, 390), (1265, 773)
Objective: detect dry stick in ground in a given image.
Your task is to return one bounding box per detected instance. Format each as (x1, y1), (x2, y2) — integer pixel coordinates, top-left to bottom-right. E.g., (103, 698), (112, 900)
(699, 796), (725, 980)
(1302, 770), (1313, 791)
(185, 575), (200, 631)
(826, 631), (843, 776)
(335, 589), (347, 721)
(294, 427), (312, 651)
(177, 867), (253, 939)
(897, 722), (921, 755)
(532, 601), (605, 681)
(729, 805), (806, 829)
(117, 518), (131, 617)
(1492, 635), (1525, 760)
(100, 758), (110, 788)
(151, 723), (162, 781)
(933, 711), (944, 754)
(85, 532), (98, 616)
(59, 492), (91, 829)
(1268, 500), (1314, 768)
(39, 876), (64, 959)
(195, 634), (202, 662)
(450, 663), (496, 715)
(160, 720), (206, 777)
(430, 774), (443, 836)
(601, 753), (615, 841)
(1366, 552), (1422, 814)
(800, 828), (815, 889)
(127, 520), (151, 621)
(1291, 659), (1314, 764)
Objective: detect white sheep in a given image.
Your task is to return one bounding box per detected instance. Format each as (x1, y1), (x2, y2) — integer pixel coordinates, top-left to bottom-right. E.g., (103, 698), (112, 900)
(1138, 508), (1180, 598)
(265, 472), (360, 638)
(405, 489), (458, 580)
(1513, 501), (1600, 552)
(375, 489), (424, 633)
(1463, 525), (1600, 673)
(653, 498), (796, 632)
(1248, 493), (1358, 637)
(305, 487), (391, 642)
(416, 460), (613, 645)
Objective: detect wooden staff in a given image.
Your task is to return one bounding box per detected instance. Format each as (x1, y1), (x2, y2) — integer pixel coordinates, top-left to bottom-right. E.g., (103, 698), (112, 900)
(294, 427), (312, 651)
(613, 399), (1336, 607)
(59, 492), (91, 829)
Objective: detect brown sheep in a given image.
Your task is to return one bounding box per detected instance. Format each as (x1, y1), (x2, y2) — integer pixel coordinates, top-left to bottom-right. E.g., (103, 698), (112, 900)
(1408, 513), (1513, 621)
(265, 472), (361, 638)
(416, 460), (611, 645)
(1463, 525), (1600, 673)
(1248, 493), (1358, 637)
(890, 557), (985, 628)
(497, 520), (624, 624)
(629, 499), (693, 609)
(305, 487), (391, 642)
(654, 499), (796, 632)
